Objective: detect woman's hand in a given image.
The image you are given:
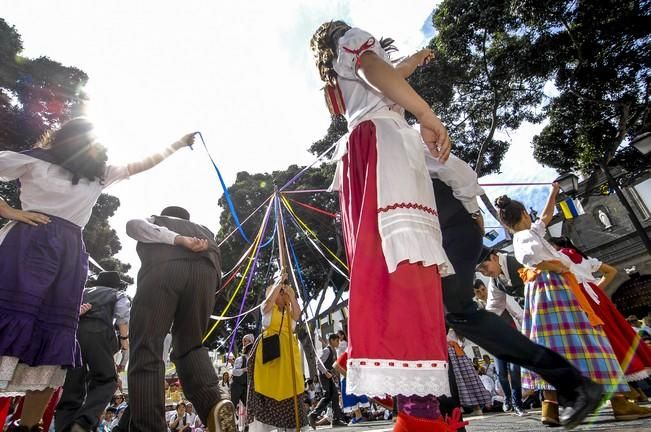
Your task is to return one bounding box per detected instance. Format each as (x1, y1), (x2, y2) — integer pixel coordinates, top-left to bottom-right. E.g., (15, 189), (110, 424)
(415, 48), (434, 66)
(0, 205), (51, 226)
(547, 261), (570, 274)
(171, 132), (198, 150)
(418, 111), (451, 162)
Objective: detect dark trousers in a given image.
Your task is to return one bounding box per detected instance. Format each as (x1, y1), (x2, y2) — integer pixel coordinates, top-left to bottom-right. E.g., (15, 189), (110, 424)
(441, 218), (586, 405)
(55, 326), (118, 431)
(496, 357), (523, 408)
(230, 380), (247, 407)
(312, 374), (343, 420)
(128, 260), (223, 432)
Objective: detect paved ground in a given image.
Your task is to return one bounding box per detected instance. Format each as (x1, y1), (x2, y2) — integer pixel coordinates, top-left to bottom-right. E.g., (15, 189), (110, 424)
(321, 403), (651, 431)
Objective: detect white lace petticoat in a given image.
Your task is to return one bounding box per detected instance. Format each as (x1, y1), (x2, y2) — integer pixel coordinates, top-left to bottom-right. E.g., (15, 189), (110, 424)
(0, 356), (66, 396)
(347, 358), (451, 398)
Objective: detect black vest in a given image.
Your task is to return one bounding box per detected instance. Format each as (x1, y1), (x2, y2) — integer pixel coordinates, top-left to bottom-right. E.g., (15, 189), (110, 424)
(322, 346), (336, 373)
(136, 215), (221, 274)
(80, 285), (117, 332)
(492, 254), (526, 299)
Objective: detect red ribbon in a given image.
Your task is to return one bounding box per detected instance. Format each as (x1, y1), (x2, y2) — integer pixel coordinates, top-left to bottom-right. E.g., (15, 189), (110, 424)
(445, 408), (469, 431)
(342, 37), (376, 57)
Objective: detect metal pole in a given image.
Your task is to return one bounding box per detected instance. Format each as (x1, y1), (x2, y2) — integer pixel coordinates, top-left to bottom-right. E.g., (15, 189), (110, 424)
(599, 161), (651, 255)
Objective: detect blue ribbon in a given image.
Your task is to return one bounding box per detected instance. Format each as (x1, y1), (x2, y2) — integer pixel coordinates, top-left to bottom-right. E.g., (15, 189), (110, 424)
(196, 133), (251, 244)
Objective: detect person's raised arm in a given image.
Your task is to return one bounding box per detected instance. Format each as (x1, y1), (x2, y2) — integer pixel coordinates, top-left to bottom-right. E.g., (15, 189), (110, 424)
(284, 285), (302, 321)
(262, 274), (286, 314)
(126, 132), (197, 176)
(540, 183), (561, 226)
(596, 262), (618, 290)
(395, 48), (433, 78)
(357, 52), (450, 162)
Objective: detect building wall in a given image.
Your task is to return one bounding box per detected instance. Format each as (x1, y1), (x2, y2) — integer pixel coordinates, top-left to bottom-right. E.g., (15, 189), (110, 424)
(559, 170), (651, 295)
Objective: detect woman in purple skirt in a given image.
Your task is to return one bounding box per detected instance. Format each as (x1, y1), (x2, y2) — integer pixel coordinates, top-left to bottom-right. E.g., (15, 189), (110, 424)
(0, 117), (195, 431)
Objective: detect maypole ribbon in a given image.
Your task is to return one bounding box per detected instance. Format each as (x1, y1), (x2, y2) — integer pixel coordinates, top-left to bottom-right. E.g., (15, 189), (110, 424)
(282, 196), (348, 271)
(286, 197), (337, 218)
(226, 195), (276, 354)
(283, 201), (349, 280)
(196, 132), (251, 244)
(279, 140), (339, 191)
(203, 199), (273, 342)
(218, 194), (273, 247)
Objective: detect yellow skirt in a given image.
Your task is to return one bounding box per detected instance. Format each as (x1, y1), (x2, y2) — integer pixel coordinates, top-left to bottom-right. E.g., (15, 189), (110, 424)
(254, 328), (304, 401)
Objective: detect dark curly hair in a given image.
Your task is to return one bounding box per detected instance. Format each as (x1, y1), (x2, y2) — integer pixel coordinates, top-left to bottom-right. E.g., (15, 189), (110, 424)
(310, 21), (397, 86)
(494, 195), (527, 229)
(35, 117), (107, 185)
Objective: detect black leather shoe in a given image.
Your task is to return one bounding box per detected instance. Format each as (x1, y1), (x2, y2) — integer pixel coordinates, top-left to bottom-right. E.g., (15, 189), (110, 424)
(308, 412), (318, 430)
(503, 402), (513, 412)
(331, 419), (348, 427)
(513, 406), (527, 417)
(559, 379), (603, 429)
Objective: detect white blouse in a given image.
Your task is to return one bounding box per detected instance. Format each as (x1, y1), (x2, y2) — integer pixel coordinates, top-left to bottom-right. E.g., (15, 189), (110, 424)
(512, 220), (575, 269)
(0, 151), (129, 230)
(333, 28), (397, 127)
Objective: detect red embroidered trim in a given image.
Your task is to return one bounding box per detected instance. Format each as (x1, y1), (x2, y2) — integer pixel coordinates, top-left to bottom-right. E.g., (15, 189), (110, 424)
(377, 202), (439, 216)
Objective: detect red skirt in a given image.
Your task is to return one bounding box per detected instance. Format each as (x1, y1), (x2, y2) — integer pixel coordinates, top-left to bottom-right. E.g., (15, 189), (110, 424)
(339, 121), (449, 398)
(582, 281), (651, 381)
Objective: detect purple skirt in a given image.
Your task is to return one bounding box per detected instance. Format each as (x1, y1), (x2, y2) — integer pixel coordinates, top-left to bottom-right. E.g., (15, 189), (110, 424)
(0, 216), (87, 368)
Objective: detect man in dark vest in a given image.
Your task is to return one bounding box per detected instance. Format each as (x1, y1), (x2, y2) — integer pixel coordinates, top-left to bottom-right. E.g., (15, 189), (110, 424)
(125, 206), (236, 432)
(477, 247), (527, 415)
(426, 153), (602, 429)
(309, 333), (346, 428)
(230, 334), (253, 417)
(55, 271), (131, 432)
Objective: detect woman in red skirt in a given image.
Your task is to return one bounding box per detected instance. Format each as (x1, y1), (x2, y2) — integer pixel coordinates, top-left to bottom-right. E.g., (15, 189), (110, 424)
(311, 21), (459, 432)
(550, 237), (651, 401)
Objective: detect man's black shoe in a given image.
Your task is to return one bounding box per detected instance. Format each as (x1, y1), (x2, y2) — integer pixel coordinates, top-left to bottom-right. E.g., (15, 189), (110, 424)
(559, 379), (603, 429)
(503, 402), (513, 413)
(331, 419), (348, 427)
(513, 406), (527, 417)
(308, 413), (318, 430)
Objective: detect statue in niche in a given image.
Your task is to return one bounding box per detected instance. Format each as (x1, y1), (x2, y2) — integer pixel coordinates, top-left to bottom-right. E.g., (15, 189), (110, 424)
(595, 206), (613, 230)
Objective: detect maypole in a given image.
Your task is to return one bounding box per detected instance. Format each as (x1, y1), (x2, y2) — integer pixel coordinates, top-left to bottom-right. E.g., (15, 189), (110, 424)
(274, 186), (301, 431)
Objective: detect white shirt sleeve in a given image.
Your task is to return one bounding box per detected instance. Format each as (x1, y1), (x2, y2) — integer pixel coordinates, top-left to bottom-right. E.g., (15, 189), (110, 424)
(114, 291), (131, 325)
(0, 151), (37, 181)
(425, 153), (485, 213)
(333, 28), (388, 80)
(102, 165), (130, 189)
(485, 279), (507, 316)
(505, 296), (524, 325)
(126, 216), (178, 245)
(513, 221), (548, 267)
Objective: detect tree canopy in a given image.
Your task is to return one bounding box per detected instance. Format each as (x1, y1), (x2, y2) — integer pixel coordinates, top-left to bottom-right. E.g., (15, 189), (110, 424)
(0, 18), (132, 282)
(415, 0), (650, 174)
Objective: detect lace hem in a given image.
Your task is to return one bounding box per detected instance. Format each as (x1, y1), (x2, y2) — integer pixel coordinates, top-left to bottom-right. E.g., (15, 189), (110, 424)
(347, 358), (450, 398)
(0, 356), (66, 395)
(625, 368), (650, 382)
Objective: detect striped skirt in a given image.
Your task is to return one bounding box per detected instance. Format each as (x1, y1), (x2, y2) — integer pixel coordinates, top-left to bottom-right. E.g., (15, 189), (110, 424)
(521, 271), (626, 394)
(447, 346), (491, 407)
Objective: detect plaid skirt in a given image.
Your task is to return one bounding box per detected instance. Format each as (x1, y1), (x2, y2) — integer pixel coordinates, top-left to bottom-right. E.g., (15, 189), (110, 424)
(521, 271), (626, 394)
(447, 346), (491, 407)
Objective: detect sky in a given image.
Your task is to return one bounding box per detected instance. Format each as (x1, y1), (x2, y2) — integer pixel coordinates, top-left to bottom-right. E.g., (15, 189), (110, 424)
(2, 0), (559, 289)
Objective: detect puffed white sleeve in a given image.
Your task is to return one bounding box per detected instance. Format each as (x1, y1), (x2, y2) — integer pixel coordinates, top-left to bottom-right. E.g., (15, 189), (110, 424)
(102, 165), (131, 189)
(513, 222), (548, 267)
(586, 256), (603, 273)
(0, 151), (36, 181)
(425, 153), (485, 213)
(333, 28), (388, 80)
